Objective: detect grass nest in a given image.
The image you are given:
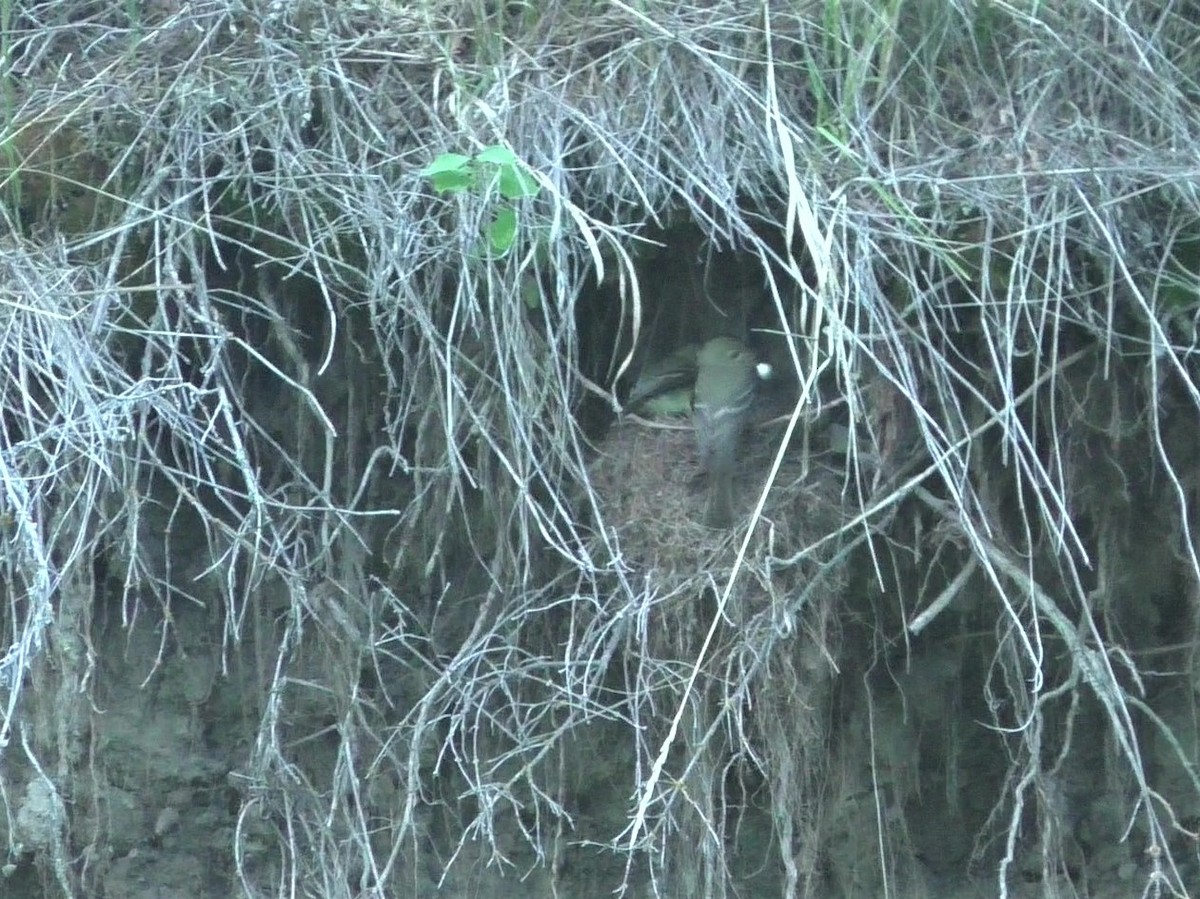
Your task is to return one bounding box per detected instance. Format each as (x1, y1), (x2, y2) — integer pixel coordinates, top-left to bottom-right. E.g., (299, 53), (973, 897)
(590, 411), (853, 617)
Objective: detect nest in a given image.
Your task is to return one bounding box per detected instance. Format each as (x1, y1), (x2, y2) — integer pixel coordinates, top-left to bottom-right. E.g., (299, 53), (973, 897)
(588, 414), (852, 599)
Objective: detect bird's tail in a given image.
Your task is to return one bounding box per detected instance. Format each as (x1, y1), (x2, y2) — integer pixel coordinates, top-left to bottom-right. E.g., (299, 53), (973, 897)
(705, 471), (735, 528)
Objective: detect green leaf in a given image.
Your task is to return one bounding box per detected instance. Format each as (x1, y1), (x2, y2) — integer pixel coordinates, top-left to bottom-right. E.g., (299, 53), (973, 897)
(421, 153), (475, 194)
(427, 170), (474, 194)
(420, 153), (472, 176)
(476, 145), (518, 166)
(497, 163), (540, 200)
(488, 207), (518, 255)
(520, 273), (541, 310)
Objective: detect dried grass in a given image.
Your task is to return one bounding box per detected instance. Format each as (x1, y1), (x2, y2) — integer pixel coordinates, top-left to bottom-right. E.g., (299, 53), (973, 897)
(3, 0), (1200, 896)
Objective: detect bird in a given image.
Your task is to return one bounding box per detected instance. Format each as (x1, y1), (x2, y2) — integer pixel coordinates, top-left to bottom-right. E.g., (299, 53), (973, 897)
(692, 336), (761, 527)
(625, 343), (700, 415)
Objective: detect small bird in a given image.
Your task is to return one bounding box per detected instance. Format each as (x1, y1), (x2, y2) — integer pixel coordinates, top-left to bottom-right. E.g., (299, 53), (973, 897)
(625, 343), (700, 415)
(692, 336), (761, 527)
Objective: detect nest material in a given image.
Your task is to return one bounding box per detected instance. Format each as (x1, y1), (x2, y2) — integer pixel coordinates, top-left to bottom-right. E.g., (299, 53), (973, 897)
(590, 414), (850, 582)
